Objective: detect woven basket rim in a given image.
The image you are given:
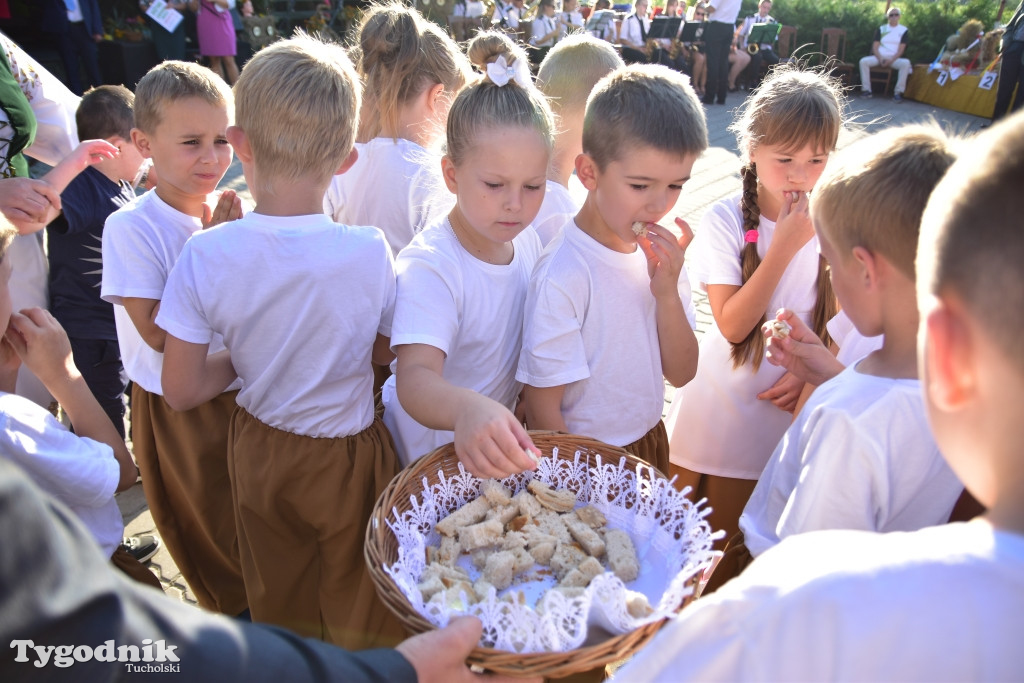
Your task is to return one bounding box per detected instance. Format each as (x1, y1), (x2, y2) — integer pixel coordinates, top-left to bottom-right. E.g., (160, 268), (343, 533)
(365, 431), (702, 677)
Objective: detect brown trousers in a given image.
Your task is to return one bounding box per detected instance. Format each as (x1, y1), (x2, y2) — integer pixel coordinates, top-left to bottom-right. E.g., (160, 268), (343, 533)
(228, 408), (406, 650)
(622, 420), (671, 477)
(131, 385), (248, 615)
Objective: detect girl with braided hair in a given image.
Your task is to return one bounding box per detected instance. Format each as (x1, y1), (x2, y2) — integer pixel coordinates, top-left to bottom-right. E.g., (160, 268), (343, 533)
(664, 66), (843, 554)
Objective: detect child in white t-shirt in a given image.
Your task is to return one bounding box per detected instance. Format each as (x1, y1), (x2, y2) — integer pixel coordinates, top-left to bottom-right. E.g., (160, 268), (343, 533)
(531, 34), (623, 246)
(324, 4), (472, 256)
(0, 217), (159, 591)
(664, 67), (843, 550)
(739, 125), (966, 561)
(383, 32), (550, 477)
(518, 64), (705, 475)
(615, 107), (1024, 683)
(157, 37), (404, 650)
(99, 61), (247, 617)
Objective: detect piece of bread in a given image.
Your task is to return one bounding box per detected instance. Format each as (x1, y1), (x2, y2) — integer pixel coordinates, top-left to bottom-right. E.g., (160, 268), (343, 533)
(528, 540), (557, 565)
(500, 530), (527, 551)
(459, 518), (503, 551)
(563, 513), (606, 557)
(486, 504), (519, 525)
(512, 489), (543, 518)
(418, 574), (447, 600)
(605, 529), (640, 582)
(575, 505), (607, 529)
(535, 510), (573, 544)
(578, 556), (604, 582)
(483, 551), (516, 590)
(550, 543), (588, 581)
(625, 591), (653, 618)
(511, 546), (535, 574)
(528, 479), (578, 512)
(481, 479), (513, 507)
(438, 534), (461, 567)
(436, 496), (490, 536)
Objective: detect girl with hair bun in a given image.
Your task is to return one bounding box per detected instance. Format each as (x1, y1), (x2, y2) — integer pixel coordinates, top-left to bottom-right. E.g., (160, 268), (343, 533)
(383, 31), (554, 478)
(665, 66), (843, 550)
(324, 2), (472, 256)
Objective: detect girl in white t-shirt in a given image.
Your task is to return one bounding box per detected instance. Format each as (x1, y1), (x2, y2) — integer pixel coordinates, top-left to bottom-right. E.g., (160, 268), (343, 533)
(383, 32), (553, 478)
(324, 4), (472, 255)
(664, 67), (844, 548)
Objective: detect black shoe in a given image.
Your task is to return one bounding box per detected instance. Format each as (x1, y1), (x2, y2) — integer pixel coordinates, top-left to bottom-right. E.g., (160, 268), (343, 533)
(717, 99), (727, 105)
(701, 97), (714, 105)
(123, 534), (159, 563)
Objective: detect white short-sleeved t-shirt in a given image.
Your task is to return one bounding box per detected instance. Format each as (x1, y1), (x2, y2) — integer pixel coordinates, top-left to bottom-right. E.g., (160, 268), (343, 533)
(739, 365), (963, 557)
(532, 180), (582, 247)
(666, 195), (822, 479)
(383, 220), (541, 465)
(616, 521), (1024, 682)
(0, 392), (123, 557)
(517, 219), (696, 447)
(101, 191), (235, 396)
(323, 137), (454, 256)
(157, 213), (395, 439)
(827, 309), (883, 367)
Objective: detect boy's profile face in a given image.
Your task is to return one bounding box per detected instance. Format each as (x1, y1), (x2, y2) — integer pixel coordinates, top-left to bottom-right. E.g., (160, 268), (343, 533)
(581, 144), (695, 245)
(132, 96), (232, 208)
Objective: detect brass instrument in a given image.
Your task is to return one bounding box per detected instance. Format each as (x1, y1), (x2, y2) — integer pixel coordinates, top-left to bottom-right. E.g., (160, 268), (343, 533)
(747, 42), (759, 54)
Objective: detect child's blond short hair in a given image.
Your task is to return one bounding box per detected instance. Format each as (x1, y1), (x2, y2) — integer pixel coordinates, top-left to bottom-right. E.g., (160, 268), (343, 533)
(537, 35), (624, 116)
(812, 124), (958, 280)
(919, 114), (1024, 373)
(582, 64), (707, 170)
(134, 61), (233, 133)
(233, 33), (361, 187)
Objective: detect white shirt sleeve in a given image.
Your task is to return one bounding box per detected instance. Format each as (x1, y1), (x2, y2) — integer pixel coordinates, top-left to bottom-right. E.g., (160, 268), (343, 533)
(517, 265), (590, 388)
(390, 250), (460, 355)
(100, 210), (170, 304)
(157, 240), (215, 345)
(691, 200), (744, 289)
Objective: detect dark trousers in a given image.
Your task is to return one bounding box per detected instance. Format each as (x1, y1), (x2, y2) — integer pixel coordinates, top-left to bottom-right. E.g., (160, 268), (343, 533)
(993, 40), (1024, 122)
(68, 337), (127, 439)
(55, 21), (102, 95)
(749, 46), (780, 85)
(621, 46), (649, 64)
(703, 20), (733, 104)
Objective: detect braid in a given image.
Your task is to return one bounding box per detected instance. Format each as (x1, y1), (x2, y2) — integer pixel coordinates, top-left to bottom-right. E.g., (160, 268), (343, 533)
(730, 164), (769, 370)
(812, 255), (838, 350)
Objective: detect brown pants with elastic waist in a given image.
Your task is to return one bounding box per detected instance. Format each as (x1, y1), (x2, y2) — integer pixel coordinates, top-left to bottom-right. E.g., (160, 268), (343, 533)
(131, 385), (248, 615)
(622, 420), (671, 476)
(228, 408), (406, 650)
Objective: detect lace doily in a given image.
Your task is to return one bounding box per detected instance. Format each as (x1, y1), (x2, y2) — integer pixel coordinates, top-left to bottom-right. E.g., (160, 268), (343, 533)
(383, 449), (721, 653)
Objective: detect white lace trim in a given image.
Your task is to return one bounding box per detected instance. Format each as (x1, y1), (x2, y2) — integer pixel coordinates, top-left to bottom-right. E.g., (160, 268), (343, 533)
(383, 449), (721, 653)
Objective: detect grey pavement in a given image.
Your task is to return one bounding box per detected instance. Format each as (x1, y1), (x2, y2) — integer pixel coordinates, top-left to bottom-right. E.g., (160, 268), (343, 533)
(117, 90), (989, 609)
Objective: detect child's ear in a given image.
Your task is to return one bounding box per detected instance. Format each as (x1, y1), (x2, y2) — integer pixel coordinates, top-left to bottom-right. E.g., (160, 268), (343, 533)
(575, 152), (599, 191)
(225, 126), (252, 164)
(850, 245), (877, 289)
(335, 147), (359, 176)
(424, 82), (446, 117)
(441, 155), (458, 194)
(130, 128), (152, 159)
(923, 298), (975, 412)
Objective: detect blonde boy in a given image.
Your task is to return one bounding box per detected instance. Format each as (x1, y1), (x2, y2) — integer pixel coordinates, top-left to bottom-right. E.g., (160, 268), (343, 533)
(532, 34), (624, 245)
(739, 125), (965, 560)
(517, 64), (705, 474)
(157, 35), (404, 649)
(615, 109), (1024, 683)
(100, 62), (248, 616)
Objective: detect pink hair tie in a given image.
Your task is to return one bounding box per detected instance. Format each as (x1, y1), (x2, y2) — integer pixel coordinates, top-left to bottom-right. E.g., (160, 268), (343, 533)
(744, 229), (759, 243)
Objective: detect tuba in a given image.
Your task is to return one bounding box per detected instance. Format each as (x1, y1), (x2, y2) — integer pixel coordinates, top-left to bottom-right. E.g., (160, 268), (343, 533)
(747, 42), (759, 54)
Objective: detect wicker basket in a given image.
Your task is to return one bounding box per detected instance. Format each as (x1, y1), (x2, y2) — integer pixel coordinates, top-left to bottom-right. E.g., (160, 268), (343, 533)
(364, 431), (703, 678)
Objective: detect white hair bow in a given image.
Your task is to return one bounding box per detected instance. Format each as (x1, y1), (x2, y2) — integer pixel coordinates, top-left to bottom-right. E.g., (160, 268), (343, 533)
(486, 54), (532, 88)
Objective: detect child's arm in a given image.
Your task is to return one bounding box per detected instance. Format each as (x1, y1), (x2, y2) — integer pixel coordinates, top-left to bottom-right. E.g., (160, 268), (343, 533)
(5, 308), (137, 491)
(643, 219), (699, 386)
(122, 297), (167, 352)
(372, 333), (395, 366)
(708, 191), (815, 343)
(161, 336), (237, 412)
(522, 384), (568, 432)
(13, 140), (119, 234)
(395, 343), (538, 478)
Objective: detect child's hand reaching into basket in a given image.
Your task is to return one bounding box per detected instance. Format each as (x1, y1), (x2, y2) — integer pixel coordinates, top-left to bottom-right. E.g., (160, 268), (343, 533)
(397, 616), (540, 683)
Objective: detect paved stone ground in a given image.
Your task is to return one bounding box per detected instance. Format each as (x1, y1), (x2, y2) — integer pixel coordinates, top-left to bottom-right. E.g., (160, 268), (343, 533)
(117, 90), (989, 607)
